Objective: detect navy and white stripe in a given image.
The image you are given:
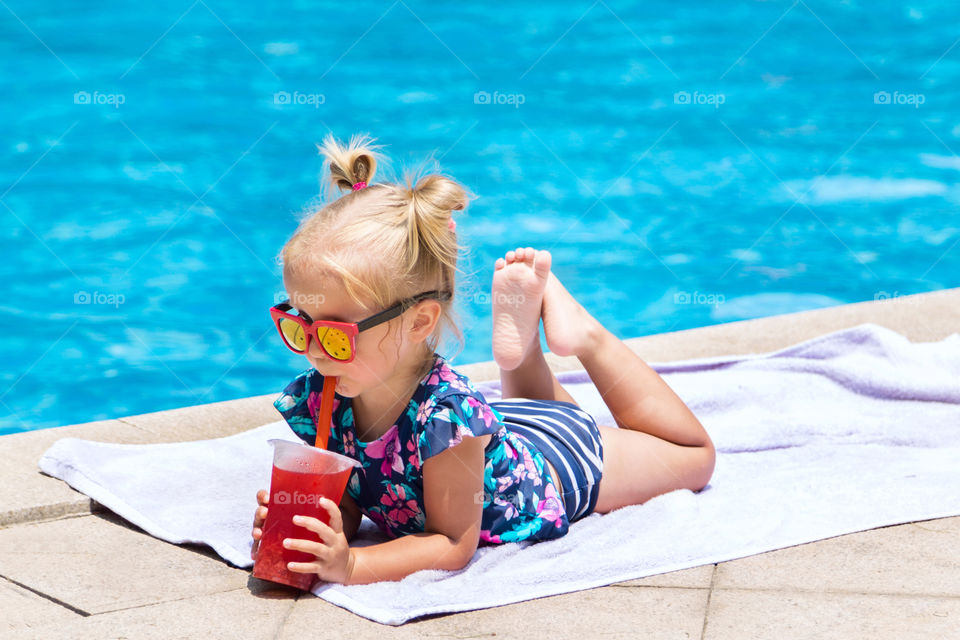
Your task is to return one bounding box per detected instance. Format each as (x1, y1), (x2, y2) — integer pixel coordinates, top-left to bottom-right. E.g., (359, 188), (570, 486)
(492, 398), (604, 522)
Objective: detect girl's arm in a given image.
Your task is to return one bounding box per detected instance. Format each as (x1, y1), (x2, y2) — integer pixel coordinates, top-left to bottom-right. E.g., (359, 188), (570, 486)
(339, 492), (362, 542)
(346, 433), (491, 585)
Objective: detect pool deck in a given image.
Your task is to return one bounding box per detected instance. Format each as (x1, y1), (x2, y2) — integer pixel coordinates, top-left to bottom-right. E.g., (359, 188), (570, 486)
(2, 288), (959, 639)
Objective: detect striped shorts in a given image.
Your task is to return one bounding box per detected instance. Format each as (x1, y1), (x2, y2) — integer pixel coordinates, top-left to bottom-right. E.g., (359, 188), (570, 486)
(492, 398), (605, 522)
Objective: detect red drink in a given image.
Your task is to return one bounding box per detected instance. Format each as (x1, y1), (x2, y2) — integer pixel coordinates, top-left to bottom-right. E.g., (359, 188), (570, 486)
(253, 440), (359, 589)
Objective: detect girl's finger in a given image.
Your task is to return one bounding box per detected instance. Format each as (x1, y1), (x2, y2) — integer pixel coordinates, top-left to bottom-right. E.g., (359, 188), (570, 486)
(286, 561), (321, 575)
(293, 515), (335, 544)
(252, 527), (262, 541)
(283, 538), (326, 558)
(257, 490), (269, 505)
(320, 498), (343, 532)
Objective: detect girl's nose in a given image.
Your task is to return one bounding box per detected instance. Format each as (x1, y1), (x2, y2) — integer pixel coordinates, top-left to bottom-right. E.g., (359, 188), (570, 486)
(307, 340), (329, 361)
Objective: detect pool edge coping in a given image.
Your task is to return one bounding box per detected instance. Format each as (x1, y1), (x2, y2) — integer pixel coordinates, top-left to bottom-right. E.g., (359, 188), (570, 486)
(4, 286), (958, 529)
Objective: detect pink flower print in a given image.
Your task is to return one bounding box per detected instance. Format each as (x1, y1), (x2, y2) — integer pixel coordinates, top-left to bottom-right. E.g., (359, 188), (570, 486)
(447, 377), (471, 393)
(462, 398), (497, 430)
(479, 530), (502, 544)
(415, 396), (437, 425)
(493, 494), (519, 521)
(447, 422), (477, 450)
(476, 405), (497, 429)
(426, 362), (459, 387)
(537, 480), (565, 525)
(381, 483), (419, 527)
(307, 391), (322, 422)
(308, 392), (340, 433)
(341, 429), (357, 457)
(363, 427), (405, 477)
(520, 448), (543, 486)
(437, 363), (459, 382)
(463, 395), (481, 414)
(406, 439), (421, 471)
(365, 509), (396, 539)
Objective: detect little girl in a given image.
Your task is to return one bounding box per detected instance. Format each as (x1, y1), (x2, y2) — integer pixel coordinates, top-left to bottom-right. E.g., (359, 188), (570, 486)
(251, 135), (715, 585)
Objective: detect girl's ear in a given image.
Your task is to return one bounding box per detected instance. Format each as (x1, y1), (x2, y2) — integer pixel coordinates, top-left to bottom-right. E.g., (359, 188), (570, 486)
(408, 300), (442, 343)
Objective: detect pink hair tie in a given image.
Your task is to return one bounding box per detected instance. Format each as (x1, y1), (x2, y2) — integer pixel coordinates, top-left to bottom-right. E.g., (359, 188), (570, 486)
(448, 218), (456, 232)
(352, 181), (367, 191)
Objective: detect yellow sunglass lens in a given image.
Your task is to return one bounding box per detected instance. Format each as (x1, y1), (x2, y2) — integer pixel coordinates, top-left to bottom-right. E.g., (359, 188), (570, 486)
(317, 327), (352, 361)
(279, 318), (307, 352)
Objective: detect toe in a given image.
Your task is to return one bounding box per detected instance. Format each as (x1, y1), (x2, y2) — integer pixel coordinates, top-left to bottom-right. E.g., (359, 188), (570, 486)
(533, 249), (552, 278)
(495, 257), (505, 270)
(505, 250), (516, 263)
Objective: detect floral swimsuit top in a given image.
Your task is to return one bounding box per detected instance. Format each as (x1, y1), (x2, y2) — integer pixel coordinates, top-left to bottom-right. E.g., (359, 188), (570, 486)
(273, 354), (569, 544)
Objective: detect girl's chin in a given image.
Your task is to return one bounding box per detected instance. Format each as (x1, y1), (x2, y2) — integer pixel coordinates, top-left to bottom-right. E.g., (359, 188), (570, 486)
(332, 380), (356, 397)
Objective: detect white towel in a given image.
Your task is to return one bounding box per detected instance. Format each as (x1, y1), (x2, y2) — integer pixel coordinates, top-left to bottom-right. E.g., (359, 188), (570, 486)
(38, 323), (960, 625)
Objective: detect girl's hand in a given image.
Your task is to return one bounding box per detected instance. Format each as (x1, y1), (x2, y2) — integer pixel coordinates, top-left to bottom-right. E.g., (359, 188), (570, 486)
(284, 497), (355, 584)
(251, 489), (269, 560)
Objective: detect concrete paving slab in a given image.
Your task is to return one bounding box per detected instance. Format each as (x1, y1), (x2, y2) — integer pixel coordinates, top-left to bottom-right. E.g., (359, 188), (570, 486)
(19, 586), (298, 640)
(116, 393), (280, 442)
(410, 288), (960, 385)
(454, 359), (502, 384)
(704, 588), (960, 640)
(613, 562), (715, 588)
(4, 394), (307, 528)
(2, 419), (158, 528)
(526, 287), (960, 375)
(0, 512), (250, 615)
(279, 584), (710, 637)
(714, 516), (960, 596)
(0, 577), (81, 633)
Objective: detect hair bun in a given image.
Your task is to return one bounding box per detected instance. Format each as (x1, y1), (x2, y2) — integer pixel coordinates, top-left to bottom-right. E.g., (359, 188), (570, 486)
(318, 134), (379, 192)
(411, 174), (467, 213)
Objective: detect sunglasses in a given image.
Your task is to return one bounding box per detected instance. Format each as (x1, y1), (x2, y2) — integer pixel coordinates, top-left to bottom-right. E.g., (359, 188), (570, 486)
(270, 290), (451, 362)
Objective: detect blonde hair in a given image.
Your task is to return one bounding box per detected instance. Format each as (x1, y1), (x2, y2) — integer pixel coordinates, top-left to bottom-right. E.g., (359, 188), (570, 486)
(281, 134), (469, 372)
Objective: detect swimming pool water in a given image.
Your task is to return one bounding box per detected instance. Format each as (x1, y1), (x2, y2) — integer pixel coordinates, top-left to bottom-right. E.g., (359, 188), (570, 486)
(2, 1), (958, 433)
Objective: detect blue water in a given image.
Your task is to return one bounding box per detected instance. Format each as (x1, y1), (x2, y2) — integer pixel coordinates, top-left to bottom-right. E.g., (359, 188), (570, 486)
(2, 2), (958, 434)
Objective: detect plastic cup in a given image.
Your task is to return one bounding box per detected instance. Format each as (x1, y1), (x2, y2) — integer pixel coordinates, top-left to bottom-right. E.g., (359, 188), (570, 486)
(252, 439), (360, 589)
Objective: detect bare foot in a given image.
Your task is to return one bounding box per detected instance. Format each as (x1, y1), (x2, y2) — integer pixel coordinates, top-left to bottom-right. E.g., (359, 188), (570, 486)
(491, 247), (552, 371)
(541, 271), (602, 358)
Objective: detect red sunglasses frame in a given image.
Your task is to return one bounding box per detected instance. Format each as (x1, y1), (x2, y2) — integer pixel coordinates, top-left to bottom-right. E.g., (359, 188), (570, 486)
(270, 290), (451, 362)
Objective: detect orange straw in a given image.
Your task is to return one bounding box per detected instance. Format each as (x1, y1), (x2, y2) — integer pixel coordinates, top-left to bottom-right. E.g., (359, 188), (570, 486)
(316, 376), (337, 449)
